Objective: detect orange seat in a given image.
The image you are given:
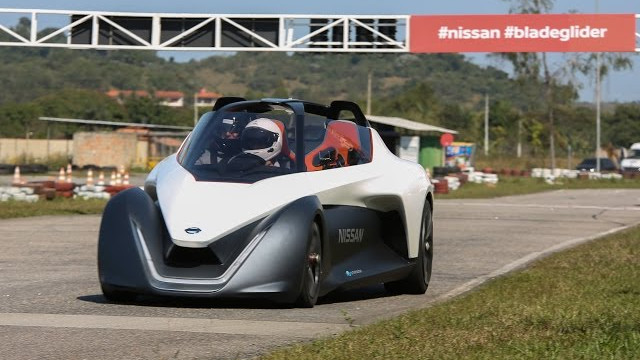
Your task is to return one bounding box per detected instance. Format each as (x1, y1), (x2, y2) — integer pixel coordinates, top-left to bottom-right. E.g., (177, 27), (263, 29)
(305, 120), (362, 171)
(272, 119), (296, 164)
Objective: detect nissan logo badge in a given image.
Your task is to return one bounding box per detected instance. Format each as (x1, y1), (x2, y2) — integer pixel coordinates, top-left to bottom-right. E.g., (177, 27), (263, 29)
(185, 227), (201, 234)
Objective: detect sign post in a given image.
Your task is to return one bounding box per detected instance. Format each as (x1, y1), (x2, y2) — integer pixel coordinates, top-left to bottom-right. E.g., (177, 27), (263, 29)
(440, 133), (454, 147)
(440, 133), (454, 169)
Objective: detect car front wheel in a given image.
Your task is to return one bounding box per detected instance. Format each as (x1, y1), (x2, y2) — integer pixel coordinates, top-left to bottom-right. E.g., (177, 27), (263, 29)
(296, 221), (322, 307)
(385, 200), (433, 294)
(101, 284), (137, 303)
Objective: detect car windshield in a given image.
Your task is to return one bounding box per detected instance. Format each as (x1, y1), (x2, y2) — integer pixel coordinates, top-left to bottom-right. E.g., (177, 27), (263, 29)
(628, 149), (640, 159)
(177, 100), (373, 183)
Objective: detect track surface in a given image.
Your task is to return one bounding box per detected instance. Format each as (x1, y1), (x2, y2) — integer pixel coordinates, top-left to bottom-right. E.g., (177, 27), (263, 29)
(2, 189), (640, 359)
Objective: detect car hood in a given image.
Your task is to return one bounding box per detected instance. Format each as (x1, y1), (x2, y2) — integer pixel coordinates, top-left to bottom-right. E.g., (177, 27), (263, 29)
(154, 163), (378, 248)
(155, 166), (292, 248)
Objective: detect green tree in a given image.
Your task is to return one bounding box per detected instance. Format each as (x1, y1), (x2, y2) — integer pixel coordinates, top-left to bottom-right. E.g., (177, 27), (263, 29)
(604, 103), (640, 148)
(0, 102), (41, 138)
(499, 0), (633, 168)
(373, 82), (442, 125)
(123, 96), (192, 127)
(525, 118), (546, 156)
(272, 81), (289, 98)
(35, 89), (126, 122)
(489, 100), (521, 154)
(439, 103), (475, 140)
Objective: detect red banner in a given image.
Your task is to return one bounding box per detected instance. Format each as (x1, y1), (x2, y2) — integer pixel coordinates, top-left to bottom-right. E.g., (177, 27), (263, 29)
(410, 14), (636, 53)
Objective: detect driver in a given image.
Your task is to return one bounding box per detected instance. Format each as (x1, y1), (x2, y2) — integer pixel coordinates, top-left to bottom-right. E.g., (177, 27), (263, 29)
(240, 118), (287, 167)
(196, 116), (245, 165)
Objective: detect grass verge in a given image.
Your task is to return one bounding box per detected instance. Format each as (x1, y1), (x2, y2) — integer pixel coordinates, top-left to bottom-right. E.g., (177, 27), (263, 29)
(438, 176), (640, 199)
(261, 226), (640, 359)
(0, 198), (107, 219)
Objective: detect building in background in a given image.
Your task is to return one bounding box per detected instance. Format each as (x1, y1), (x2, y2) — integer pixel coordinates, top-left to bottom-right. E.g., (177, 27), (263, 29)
(106, 89), (185, 107)
(194, 88), (222, 108)
(367, 115), (457, 172)
(155, 91), (185, 107)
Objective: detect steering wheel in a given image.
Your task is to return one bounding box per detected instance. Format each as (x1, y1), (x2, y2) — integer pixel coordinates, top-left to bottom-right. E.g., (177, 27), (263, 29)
(225, 152), (266, 171)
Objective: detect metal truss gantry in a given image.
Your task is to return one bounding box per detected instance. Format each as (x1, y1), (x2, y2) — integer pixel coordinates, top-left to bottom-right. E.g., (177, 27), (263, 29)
(0, 8), (409, 52)
(0, 9), (638, 53)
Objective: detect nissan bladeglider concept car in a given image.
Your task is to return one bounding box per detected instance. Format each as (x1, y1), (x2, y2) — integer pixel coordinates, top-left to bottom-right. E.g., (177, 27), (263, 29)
(98, 97), (434, 307)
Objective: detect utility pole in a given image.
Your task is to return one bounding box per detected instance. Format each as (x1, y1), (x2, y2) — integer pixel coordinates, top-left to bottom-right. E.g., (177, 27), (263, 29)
(596, 53), (601, 172)
(46, 123), (50, 162)
(517, 118), (522, 158)
(484, 93), (489, 156)
(25, 130), (31, 164)
(193, 92), (199, 125)
(595, 0), (601, 172)
(366, 71), (372, 115)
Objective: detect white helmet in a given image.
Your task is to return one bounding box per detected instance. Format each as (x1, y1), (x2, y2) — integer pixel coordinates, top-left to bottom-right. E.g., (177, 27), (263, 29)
(241, 118), (283, 162)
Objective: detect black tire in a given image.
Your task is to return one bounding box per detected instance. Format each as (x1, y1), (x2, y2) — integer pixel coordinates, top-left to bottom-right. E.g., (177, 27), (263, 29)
(432, 166), (449, 177)
(296, 222), (322, 308)
(101, 284), (137, 303)
(17, 164), (34, 174)
(82, 164), (101, 171)
(30, 164), (49, 173)
(0, 164), (13, 175)
(385, 200), (433, 294)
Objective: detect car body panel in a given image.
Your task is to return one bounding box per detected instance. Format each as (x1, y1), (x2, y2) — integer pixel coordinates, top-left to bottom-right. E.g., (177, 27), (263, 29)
(99, 98), (433, 304)
(576, 157), (618, 172)
(149, 130), (429, 257)
(620, 143), (640, 172)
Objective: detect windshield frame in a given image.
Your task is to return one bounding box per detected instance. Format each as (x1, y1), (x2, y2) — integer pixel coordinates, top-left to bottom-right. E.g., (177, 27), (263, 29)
(177, 98), (372, 183)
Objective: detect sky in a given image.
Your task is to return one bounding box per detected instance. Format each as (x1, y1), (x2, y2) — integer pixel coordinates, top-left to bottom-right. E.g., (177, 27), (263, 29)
(0, 0), (638, 102)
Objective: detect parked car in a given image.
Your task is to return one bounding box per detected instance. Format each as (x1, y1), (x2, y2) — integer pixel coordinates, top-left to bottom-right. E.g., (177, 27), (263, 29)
(98, 97), (434, 307)
(576, 157), (618, 172)
(620, 143), (640, 173)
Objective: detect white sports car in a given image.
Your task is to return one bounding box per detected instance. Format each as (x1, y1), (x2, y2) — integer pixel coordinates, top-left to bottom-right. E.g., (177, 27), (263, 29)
(98, 97), (434, 307)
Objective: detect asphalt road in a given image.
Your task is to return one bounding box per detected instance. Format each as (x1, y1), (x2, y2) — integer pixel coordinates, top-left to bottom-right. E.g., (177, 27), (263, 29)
(1, 189), (640, 359)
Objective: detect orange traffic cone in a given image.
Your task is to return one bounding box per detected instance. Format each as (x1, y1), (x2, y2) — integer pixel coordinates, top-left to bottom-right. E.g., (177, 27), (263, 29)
(87, 169), (94, 186)
(13, 165), (21, 184)
(66, 164), (73, 183)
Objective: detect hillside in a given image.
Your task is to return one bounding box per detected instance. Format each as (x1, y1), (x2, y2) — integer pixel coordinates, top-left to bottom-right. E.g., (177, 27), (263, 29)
(1, 44), (639, 159)
(0, 47), (537, 112)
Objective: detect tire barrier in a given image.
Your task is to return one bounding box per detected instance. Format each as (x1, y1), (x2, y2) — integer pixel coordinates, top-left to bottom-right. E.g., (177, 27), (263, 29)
(2, 163), (136, 202)
(434, 178), (449, 194)
(0, 164), (14, 175)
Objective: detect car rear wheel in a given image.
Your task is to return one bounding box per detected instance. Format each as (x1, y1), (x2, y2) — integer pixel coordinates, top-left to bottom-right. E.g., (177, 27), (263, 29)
(385, 200), (433, 294)
(296, 222), (322, 308)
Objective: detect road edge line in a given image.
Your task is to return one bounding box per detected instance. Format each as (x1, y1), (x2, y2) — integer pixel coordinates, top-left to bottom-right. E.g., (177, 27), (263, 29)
(435, 223), (637, 303)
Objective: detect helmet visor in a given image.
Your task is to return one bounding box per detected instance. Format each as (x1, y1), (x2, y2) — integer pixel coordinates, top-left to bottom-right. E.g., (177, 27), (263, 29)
(213, 118), (242, 138)
(242, 127), (279, 150)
